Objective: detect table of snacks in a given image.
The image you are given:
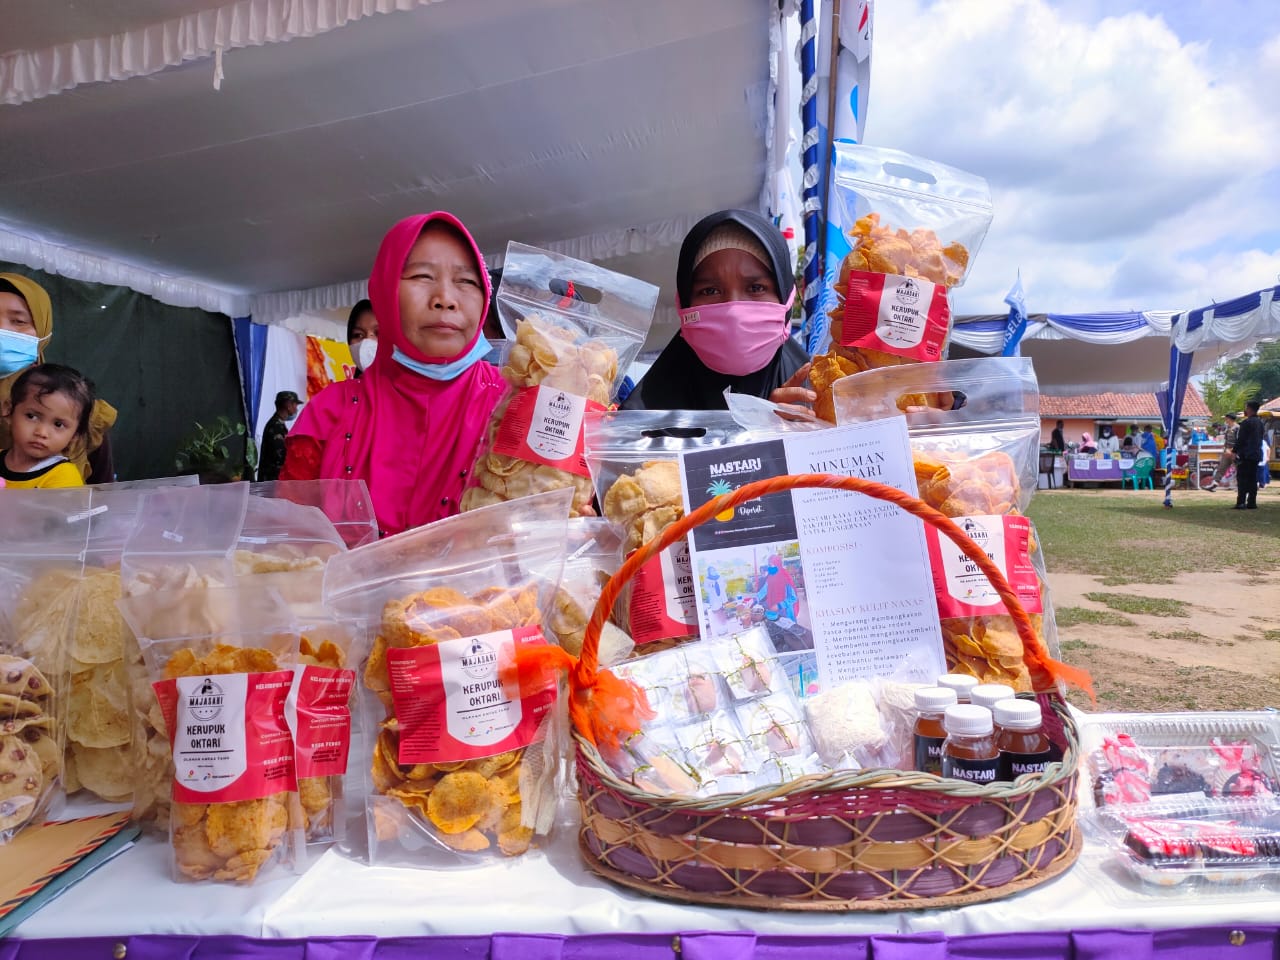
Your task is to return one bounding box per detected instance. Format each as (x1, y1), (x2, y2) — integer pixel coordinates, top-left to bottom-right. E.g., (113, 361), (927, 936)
(1065, 458), (1132, 486)
(8, 816), (1280, 958)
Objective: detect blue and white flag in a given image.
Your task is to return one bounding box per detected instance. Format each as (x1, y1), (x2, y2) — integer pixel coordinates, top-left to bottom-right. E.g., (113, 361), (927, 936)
(1000, 272), (1028, 357)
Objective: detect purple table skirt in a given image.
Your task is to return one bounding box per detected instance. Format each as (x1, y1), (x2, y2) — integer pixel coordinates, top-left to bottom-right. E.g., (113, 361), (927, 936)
(4, 927), (1277, 960)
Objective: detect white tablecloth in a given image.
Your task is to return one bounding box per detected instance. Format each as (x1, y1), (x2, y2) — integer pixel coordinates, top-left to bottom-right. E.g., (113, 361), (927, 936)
(14, 828), (1280, 941)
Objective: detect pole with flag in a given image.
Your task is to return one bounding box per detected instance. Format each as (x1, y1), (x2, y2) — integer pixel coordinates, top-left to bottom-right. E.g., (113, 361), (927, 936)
(1000, 272), (1028, 357)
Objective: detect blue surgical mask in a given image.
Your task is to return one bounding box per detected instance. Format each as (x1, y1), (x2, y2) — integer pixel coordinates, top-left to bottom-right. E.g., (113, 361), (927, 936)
(392, 336), (491, 381)
(0, 329), (40, 377)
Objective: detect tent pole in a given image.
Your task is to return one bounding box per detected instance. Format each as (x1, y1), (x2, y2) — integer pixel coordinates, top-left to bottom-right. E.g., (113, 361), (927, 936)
(819, 0), (842, 277)
(799, 0), (822, 352)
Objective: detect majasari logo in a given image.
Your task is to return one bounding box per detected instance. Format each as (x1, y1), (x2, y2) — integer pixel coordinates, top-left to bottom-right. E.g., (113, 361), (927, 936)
(895, 277), (921, 306)
(548, 392), (573, 416)
(460, 639), (498, 681)
(960, 517), (990, 543)
(186, 677), (224, 722)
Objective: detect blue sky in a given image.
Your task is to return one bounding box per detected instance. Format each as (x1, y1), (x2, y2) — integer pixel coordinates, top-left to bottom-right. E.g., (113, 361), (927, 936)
(859, 0), (1280, 316)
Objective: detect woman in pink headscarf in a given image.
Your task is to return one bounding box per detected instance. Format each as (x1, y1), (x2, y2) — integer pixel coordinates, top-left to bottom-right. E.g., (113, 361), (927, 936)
(281, 212), (503, 537)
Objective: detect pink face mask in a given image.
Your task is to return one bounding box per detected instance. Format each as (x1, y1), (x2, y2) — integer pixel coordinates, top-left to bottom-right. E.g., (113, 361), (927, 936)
(678, 289), (796, 376)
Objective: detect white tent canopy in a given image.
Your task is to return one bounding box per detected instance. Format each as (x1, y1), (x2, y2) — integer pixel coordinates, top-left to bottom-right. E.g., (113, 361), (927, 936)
(1, 0), (782, 349)
(949, 310), (1176, 396)
(1170, 284), (1280, 375)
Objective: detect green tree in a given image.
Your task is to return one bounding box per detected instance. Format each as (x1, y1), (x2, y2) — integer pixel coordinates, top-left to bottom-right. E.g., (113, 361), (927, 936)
(1219, 341), (1280, 402)
(1200, 371), (1260, 421)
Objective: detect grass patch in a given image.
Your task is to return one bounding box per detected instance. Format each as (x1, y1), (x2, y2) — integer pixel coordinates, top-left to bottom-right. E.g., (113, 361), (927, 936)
(1262, 629), (1280, 643)
(1055, 606), (1134, 628)
(1027, 493), (1280, 584)
(1083, 592), (1190, 617)
(1148, 629), (1210, 643)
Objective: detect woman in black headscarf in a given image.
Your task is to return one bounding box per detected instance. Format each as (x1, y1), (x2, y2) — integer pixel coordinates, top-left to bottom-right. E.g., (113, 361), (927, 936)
(623, 210), (813, 411)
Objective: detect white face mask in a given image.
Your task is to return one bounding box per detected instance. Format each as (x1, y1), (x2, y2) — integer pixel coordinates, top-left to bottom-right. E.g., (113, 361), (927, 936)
(356, 338), (378, 371)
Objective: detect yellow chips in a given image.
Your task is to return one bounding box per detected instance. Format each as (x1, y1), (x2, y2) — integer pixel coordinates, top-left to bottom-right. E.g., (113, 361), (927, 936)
(460, 315), (615, 516)
(602, 461), (683, 554)
(367, 583), (541, 856)
(163, 644), (296, 883)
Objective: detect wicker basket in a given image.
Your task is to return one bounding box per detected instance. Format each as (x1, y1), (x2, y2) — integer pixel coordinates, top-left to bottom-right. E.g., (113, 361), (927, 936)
(570, 473), (1081, 910)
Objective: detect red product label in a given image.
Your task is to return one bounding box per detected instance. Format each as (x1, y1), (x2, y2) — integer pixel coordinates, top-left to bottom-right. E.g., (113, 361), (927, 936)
(154, 669), (298, 804)
(286, 665), (355, 779)
(841, 269), (951, 361)
(924, 514), (1043, 619)
(630, 543), (699, 645)
(387, 626), (558, 765)
(492, 386), (605, 477)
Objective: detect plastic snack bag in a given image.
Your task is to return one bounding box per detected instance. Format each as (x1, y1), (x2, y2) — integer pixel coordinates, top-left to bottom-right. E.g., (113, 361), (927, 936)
(584, 410), (751, 649)
(324, 489), (572, 866)
(545, 518), (627, 661)
(811, 144), (993, 421)
(460, 243), (657, 517)
(250, 479), (377, 550)
(0, 489), (92, 841)
(833, 358), (1065, 691)
(120, 483), (251, 829)
(64, 482), (192, 803)
(121, 584), (306, 883)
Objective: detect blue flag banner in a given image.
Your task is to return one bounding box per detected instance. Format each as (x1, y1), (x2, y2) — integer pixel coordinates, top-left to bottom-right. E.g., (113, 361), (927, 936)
(1000, 272), (1028, 357)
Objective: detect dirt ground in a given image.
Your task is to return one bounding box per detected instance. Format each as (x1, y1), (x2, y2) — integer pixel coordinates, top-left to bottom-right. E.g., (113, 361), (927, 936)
(1047, 557), (1280, 712)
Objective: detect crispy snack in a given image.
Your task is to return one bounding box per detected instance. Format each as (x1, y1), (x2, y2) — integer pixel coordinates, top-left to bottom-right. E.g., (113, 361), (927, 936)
(461, 315), (614, 516)
(367, 583), (542, 855)
(602, 461), (683, 554)
(163, 645), (296, 882)
(809, 213), (971, 421)
(0, 656), (55, 833)
(297, 635), (347, 841)
(914, 447), (1035, 690)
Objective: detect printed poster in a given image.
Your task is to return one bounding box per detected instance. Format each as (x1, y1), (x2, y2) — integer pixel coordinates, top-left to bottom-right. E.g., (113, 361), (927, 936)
(679, 418), (945, 687)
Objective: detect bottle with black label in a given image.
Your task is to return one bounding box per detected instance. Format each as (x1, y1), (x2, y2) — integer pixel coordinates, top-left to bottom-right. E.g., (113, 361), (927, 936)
(994, 698), (1053, 782)
(936, 673), (979, 704)
(941, 704), (999, 784)
(912, 686), (957, 776)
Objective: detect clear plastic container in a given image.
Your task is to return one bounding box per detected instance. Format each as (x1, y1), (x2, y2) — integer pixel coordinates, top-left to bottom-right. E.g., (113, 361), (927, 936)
(1079, 710), (1280, 893)
(941, 704), (998, 784)
(912, 686), (957, 775)
(970, 683), (1015, 712)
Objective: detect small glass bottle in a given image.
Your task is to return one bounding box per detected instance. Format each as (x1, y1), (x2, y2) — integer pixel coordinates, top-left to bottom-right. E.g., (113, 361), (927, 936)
(937, 673), (979, 704)
(969, 683), (1015, 712)
(941, 704), (999, 784)
(912, 687), (958, 775)
(994, 699), (1052, 782)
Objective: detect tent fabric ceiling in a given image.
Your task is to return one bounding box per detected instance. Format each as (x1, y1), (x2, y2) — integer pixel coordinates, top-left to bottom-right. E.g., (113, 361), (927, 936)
(0, 0), (776, 350)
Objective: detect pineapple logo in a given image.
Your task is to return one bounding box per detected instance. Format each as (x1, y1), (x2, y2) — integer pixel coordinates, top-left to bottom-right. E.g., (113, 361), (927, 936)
(707, 479), (735, 521)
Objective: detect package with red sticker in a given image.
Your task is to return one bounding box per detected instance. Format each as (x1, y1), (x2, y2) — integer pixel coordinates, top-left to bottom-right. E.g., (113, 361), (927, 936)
(833, 357), (1061, 692)
(807, 145), (992, 422)
(460, 243), (657, 518)
(323, 488), (573, 866)
(121, 583), (306, 883)
(585, 410), (751, 649)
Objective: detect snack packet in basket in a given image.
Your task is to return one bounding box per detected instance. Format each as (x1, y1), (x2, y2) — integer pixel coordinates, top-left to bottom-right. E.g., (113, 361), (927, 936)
(460, 243), (657, 517)
(811, 144), (992, 422)
(323, 489), (573, 866)
(585, 410), (752, 650)
(833, 357), (1068, 692)
(0, 489), (93, 841)
(120, 584), (306, 883)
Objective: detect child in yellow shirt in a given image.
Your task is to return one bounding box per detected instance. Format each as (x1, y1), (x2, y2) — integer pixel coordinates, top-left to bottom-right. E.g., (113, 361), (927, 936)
(0, 363), (95, 489)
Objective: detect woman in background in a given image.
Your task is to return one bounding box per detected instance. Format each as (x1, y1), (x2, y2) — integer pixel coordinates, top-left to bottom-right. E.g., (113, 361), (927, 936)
(0, 273), (117, 482)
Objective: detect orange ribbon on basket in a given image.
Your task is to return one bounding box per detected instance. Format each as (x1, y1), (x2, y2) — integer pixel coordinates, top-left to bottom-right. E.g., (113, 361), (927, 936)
(509, 473), (1094, 749)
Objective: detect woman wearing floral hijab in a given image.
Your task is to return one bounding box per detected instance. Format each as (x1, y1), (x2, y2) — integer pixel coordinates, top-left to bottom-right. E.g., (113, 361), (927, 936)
(0, 272), (117, 482)
(282, 213), (503, 537)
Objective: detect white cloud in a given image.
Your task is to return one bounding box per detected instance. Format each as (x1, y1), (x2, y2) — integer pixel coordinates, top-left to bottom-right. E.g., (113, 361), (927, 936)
(861, 0), (1280, 315)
